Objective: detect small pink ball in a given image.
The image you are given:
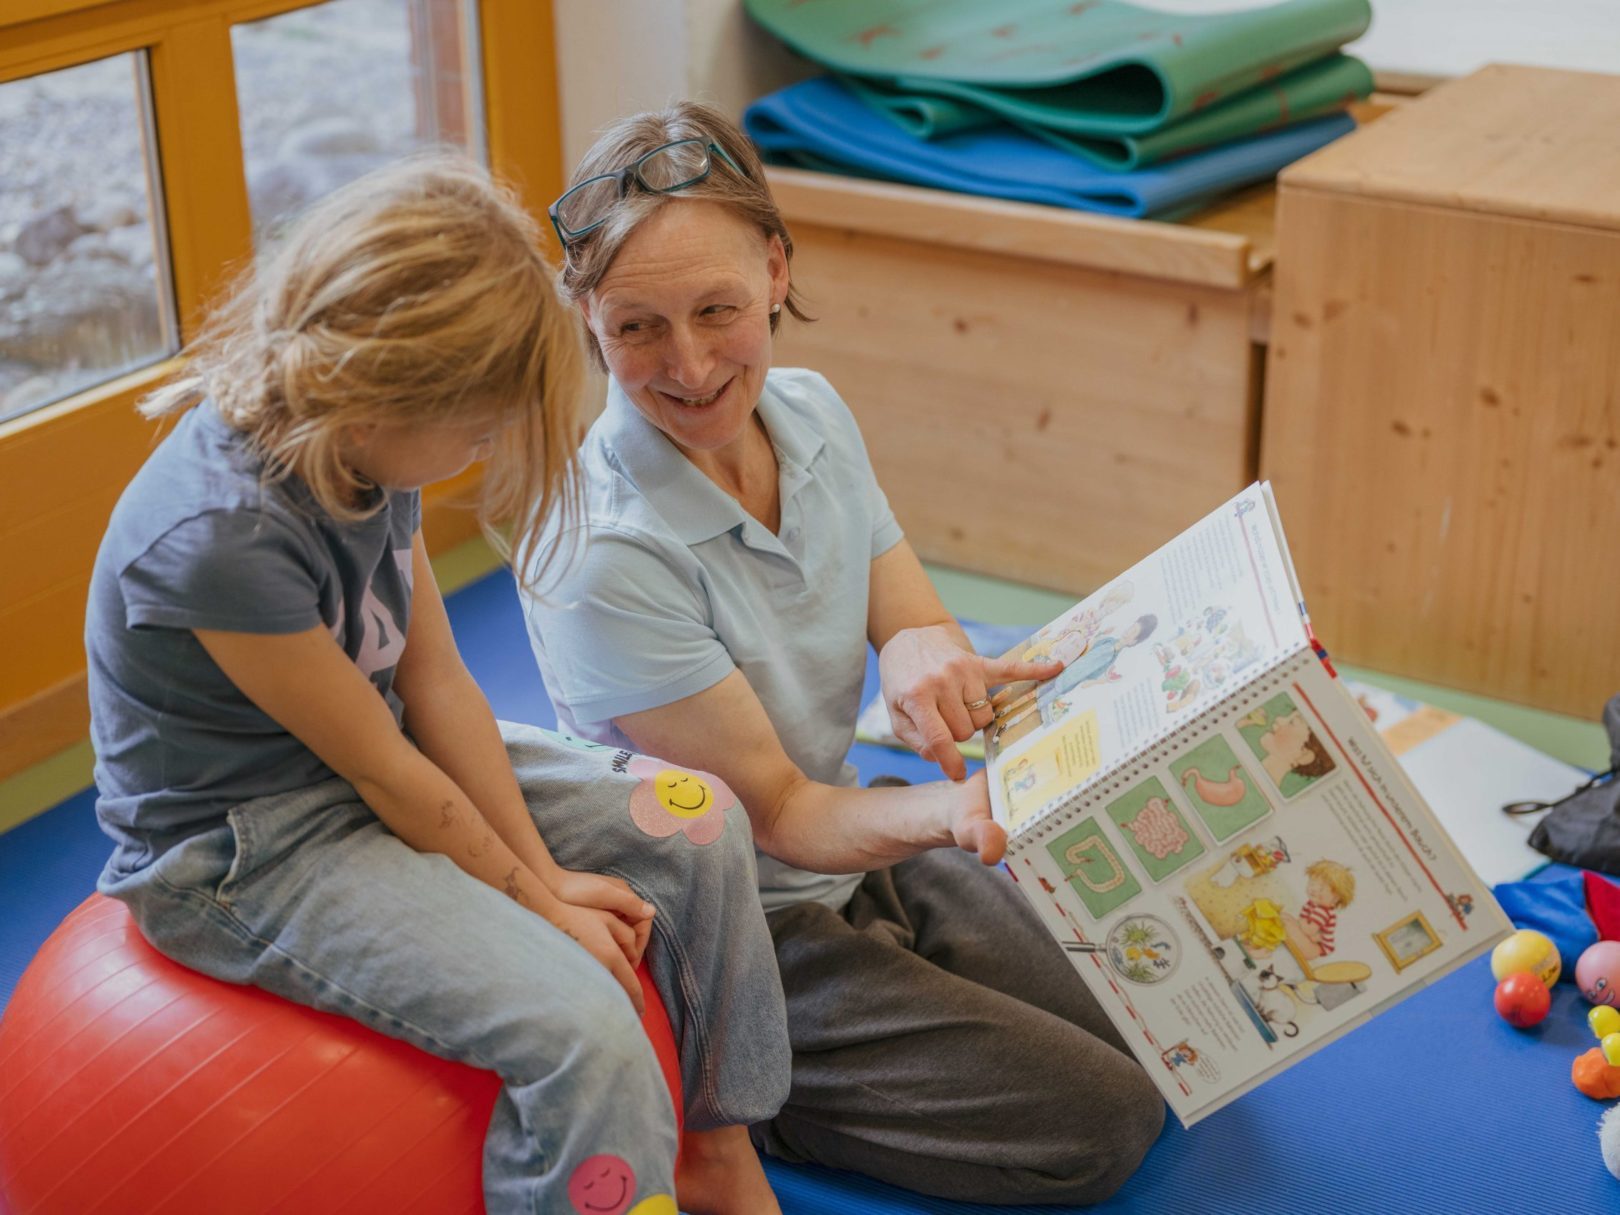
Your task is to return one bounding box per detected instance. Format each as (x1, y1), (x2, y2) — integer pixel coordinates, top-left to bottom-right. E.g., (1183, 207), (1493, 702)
(1576, 941), (1620, 1007)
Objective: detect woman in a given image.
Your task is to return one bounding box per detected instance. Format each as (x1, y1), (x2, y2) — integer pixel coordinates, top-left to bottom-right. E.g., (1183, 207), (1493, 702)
(523, 104), (1164, 1205)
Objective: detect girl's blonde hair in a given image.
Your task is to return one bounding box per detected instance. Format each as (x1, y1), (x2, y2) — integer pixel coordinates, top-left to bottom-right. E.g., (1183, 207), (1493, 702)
(1306, 859), (1356, 907)
(142, 153), (582, 585)
(554, 101), (810, 367)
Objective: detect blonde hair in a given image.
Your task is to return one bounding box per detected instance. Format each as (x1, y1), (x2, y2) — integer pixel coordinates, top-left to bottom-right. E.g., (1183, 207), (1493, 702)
(142, 153), (583, 586)
(1306, 860), (1356, 907)
(554, 101), (810, 367)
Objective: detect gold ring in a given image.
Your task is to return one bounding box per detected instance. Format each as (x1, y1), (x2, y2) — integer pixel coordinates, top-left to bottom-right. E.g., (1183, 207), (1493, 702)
(964, 698), (991, 711)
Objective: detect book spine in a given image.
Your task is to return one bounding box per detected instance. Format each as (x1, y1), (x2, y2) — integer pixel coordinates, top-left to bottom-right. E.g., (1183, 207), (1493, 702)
(1008, 647), (1317, 859)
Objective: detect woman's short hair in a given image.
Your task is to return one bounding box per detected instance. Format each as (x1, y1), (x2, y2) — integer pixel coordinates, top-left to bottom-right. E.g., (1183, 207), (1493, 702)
(141, 153), (583, 586)
(555, 101), (810, 367)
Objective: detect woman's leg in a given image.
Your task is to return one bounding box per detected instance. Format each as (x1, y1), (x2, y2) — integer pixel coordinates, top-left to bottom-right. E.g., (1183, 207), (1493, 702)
(753, 853), (1165, 1206)
(102, 778), (678, 1215)
(498, 722), (791, 1133)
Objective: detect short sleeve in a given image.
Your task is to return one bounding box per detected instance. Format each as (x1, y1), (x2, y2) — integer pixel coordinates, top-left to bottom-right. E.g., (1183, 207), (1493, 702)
(524, 528), (735, 723)
(119, 509), (322, 634)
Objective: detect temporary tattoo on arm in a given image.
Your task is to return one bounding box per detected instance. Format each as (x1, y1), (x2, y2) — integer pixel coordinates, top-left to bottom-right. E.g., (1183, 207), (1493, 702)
(502, 867), (530, 908)
(468, 825), (496, 858)
(438, 800), (456, 829)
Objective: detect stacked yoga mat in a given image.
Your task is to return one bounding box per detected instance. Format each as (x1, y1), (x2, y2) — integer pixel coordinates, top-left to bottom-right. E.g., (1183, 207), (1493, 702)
(742, 0), (1374, 219)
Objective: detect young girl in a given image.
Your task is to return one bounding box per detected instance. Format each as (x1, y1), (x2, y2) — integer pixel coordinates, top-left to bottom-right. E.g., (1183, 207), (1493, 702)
(85, 157), (787, 1215)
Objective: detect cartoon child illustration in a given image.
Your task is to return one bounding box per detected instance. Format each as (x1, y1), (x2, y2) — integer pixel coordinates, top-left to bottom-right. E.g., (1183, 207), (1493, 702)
(1283, 860), (1356, 960)
(1039, 613), (1159, 705)
(1206, 835), (1291, 888)
(1255, 707), (1335, 789)
(1021, 582), (1134, 666)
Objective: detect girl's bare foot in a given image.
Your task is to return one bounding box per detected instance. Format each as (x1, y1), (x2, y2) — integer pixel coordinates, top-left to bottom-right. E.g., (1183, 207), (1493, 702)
(674, 1125), (780, 1215)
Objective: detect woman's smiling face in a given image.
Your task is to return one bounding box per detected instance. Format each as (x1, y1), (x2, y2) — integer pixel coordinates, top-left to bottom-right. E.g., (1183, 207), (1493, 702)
(582, 198), (788, 457)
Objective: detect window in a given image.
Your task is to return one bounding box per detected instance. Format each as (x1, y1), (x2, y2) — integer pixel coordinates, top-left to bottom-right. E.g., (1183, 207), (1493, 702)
(233, 0), (486, 240)
(0, 53), (177, 424)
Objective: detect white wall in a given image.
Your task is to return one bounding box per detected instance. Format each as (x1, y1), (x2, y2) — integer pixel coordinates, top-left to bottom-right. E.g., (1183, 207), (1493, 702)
(552, 0), (812, 171)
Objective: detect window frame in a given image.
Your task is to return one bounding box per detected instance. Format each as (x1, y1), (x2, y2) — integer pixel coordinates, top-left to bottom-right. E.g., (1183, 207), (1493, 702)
(0, 0), (564, 780)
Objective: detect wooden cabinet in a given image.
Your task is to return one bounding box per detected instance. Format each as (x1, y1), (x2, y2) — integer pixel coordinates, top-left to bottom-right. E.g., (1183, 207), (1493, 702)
(1261, 65), (1620, 718)
(768, 168), (1275, 597)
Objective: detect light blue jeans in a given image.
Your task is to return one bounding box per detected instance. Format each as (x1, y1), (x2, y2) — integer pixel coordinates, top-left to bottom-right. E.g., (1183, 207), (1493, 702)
(100, 722), (789, 1214)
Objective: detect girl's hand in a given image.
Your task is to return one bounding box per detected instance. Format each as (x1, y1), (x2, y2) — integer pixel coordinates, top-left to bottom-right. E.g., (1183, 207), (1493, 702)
(549, 869), (656, 967)
(548, 902), (648, 1015)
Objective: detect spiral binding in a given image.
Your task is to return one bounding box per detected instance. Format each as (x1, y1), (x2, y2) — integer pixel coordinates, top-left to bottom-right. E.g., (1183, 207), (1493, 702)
(1007, 646), (1318, 857)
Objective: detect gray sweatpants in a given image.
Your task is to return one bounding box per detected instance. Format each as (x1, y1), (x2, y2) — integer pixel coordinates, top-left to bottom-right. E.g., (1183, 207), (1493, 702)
(751, 847), (1166, 1206)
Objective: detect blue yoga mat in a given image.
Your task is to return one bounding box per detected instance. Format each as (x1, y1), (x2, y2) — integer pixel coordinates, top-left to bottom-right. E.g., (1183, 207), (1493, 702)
(744, 75), (1354, 219)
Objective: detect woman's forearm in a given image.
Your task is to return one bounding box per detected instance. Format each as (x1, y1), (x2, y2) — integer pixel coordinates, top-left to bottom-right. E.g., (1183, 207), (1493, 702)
(757, 773), (969, 873)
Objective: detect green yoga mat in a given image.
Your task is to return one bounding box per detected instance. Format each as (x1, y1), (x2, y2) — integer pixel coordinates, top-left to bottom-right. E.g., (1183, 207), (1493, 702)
(850, 53), (1372, 170)
(745, 0), (1372, 136)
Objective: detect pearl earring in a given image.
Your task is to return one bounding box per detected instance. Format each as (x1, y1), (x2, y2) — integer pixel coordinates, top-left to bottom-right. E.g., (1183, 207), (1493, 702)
(771, 304), (781, 316)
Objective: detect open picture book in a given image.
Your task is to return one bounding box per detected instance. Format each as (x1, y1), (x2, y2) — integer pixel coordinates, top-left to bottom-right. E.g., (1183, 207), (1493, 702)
(984, 483), (1512, 1126)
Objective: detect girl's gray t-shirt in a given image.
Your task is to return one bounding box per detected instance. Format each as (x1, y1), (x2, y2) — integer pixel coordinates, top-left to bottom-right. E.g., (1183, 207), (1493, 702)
(86, 403), (419, 879)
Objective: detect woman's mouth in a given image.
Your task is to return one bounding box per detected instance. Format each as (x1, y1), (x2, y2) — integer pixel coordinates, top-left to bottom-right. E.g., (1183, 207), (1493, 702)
(662, 379), (729, 408)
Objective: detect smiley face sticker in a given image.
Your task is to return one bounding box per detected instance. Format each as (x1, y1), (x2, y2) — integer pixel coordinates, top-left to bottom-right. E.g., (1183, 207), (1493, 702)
(626, 756), (735, 844)
(568, 1155), (636, 1215)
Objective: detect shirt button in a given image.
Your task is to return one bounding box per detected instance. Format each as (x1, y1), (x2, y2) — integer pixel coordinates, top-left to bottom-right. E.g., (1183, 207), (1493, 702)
(786, 527), (801, 541)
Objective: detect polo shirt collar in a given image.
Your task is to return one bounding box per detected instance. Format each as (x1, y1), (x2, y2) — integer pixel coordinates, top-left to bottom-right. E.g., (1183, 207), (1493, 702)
(600, 377), (826, 547)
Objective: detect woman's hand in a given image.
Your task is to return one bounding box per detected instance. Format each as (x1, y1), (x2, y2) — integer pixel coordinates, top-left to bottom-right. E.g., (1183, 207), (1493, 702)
(946, 770), (1007, 865)
(879, 625), (1061, 780)
(549, 869), (656, 968)
(546, 901), (649, 1015)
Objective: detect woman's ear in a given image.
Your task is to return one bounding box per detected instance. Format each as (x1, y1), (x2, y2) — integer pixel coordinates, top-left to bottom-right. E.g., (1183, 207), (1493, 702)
(765, 233), (790, 309)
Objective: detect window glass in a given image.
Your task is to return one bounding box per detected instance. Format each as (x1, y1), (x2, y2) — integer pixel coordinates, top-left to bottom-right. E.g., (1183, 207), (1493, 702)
(233, 0), (487, 242)
(0, 53), (177, 424)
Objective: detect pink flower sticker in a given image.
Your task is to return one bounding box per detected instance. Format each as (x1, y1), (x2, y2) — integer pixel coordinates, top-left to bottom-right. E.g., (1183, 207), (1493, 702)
(568, 1154), (635, 1215)
(626, 757), (735, 845)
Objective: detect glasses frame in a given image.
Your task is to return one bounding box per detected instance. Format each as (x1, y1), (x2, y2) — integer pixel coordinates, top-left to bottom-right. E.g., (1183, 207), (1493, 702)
(548, 138), (743, 248)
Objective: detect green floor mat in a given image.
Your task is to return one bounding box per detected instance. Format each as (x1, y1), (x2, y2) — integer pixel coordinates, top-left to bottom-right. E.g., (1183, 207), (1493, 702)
(746, 0), (1372, 135)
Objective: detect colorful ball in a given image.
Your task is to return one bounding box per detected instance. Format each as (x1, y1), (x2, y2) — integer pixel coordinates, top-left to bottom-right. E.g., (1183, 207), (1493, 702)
(0, 896), (684, 1214)
(1494, 971), (1552, 1027)
(1490, 928), (1561, 987)
(1575, 940), (1620, 1007)
(1590, 1005), (1620, 1039)
(1574, 1047), (1620, 1100)
(1604, 1033), (1620, 1068)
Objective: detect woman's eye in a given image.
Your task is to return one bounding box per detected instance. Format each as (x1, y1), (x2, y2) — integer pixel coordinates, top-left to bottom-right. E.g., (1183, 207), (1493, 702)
(701, 304), (736, 318)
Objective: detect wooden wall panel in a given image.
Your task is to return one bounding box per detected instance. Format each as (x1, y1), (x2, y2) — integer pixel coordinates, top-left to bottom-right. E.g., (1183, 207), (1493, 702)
(774, 225), (1262, 596)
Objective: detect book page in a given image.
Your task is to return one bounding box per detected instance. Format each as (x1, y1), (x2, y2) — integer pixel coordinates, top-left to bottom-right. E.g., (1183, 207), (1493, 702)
(987, 484), (1311, 834)
(1005, 650), (1511, 1126)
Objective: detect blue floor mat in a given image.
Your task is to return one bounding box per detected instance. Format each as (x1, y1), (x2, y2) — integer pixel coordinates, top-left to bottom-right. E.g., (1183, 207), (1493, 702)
(5, 568), (1618, 1212)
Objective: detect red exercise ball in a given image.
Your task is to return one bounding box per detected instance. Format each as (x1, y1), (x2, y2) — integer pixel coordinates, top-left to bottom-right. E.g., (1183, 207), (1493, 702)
(0, 895), (682, 1214)
(1494, 970), (1552, 1028)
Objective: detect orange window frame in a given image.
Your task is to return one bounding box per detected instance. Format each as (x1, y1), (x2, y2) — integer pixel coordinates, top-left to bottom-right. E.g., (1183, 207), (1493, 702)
(0, 0), (563, 781)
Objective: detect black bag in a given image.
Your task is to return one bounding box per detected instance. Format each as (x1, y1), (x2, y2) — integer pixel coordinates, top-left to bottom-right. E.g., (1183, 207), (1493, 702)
(1517, 693), (1620, 875)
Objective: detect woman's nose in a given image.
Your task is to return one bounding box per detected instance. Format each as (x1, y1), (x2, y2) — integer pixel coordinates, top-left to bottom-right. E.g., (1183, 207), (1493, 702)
(663, 325), (715, 388)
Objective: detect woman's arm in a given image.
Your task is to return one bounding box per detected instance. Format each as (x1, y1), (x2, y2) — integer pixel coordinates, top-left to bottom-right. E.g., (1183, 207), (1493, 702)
(866, 540), (1060, 780)
(616, 669), (1005, 873)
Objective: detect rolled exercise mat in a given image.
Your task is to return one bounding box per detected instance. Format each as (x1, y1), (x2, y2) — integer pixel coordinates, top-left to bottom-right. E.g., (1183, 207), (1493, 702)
(745, 0), (1371, 135)
(744, 74), (1355, 219)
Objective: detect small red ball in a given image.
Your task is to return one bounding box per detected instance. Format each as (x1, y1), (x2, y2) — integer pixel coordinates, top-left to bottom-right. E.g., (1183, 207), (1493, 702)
(1495, 970), (1552, 1028)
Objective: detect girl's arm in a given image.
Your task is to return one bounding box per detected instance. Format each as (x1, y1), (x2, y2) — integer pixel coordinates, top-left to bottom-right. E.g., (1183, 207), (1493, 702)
(616, 669), (1005, 874)
(194, 586), (647, 1010)
(390, 532), (654, 961)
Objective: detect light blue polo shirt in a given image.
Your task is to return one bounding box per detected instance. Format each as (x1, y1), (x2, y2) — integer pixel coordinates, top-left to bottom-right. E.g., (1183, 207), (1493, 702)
(523, 367), (903, 911)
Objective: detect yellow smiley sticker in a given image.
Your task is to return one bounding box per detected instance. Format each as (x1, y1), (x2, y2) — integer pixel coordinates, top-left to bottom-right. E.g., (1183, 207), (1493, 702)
(653, 770), (712, 818)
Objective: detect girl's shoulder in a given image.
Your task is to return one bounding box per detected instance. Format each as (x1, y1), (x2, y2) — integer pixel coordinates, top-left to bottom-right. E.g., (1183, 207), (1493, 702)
(103, 405), (313, 573)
